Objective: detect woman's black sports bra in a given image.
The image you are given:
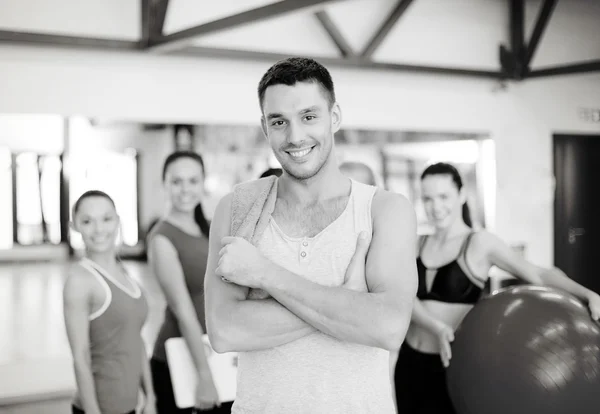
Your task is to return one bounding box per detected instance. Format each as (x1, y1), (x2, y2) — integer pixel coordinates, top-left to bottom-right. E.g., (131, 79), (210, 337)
(416, 232), (483, 304)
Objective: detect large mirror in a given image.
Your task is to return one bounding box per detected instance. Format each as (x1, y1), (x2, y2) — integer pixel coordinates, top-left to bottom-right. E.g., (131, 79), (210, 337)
(0, 115), (496, 258)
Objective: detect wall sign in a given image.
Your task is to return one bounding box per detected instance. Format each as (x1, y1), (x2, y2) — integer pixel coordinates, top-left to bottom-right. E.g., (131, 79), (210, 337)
(579, 108), (600, 123)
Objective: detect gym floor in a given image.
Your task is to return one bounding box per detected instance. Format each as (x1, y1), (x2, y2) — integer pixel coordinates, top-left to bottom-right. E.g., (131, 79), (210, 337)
(0, 260), (166, 410)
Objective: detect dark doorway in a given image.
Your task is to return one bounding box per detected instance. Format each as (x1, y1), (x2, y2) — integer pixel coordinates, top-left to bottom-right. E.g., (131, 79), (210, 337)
(554, 134), (600, 294)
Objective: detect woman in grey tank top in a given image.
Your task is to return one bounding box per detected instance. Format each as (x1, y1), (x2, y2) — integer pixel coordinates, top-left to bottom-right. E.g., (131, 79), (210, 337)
(148, 151), (229, 413)
(63, 190), (154, 414)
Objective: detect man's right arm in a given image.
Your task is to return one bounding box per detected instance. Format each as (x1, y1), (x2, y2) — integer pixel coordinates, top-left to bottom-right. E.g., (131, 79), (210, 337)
(205, 192), (316, 354)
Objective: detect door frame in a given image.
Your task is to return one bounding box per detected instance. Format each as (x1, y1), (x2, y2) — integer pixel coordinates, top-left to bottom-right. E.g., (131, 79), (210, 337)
(552, 132), (600, 275)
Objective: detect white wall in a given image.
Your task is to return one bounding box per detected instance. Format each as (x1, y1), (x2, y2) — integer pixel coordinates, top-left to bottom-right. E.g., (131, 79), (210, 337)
(1, 43), (600, 267)
(0, 0), (139, 40)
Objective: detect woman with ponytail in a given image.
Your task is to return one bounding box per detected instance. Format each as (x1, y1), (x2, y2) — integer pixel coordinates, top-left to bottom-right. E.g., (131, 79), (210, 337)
(64, 190), (154, 414)
(392, 162), (599, 414)
(148, 151), (230, 413)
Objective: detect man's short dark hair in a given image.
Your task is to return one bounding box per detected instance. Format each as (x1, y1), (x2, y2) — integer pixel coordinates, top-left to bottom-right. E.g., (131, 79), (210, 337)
(257, 57), (336, 110)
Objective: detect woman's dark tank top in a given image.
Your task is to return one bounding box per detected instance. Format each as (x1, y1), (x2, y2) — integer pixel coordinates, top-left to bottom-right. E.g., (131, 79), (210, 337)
(149, 220), (209, 361)
(416, 232), (484, 304)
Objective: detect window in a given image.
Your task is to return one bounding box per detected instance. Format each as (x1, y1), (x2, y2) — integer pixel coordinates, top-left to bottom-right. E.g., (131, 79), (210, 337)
(40, 155), (62, 244)
(16, 153), (43, 245)
(15, 153), (62, 245)
(0, 148), (12, 249)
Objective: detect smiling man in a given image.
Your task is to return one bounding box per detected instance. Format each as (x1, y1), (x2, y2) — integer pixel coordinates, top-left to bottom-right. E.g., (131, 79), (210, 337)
(204, 57), (418, 414)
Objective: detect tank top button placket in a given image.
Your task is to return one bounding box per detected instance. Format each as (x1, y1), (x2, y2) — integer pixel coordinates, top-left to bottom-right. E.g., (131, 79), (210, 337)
(300, 239), (309, 263)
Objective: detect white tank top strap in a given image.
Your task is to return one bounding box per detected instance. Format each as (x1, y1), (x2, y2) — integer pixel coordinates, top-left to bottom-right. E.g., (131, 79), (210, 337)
(81, 257), (142, 299)
(78, 259), (113, 321)
(349, 179), (377, 237)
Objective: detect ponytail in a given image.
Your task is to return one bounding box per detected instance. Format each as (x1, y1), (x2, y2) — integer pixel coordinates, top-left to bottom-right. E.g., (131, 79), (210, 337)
(462, 203), (472, 228)
(194, 203), (210, 238)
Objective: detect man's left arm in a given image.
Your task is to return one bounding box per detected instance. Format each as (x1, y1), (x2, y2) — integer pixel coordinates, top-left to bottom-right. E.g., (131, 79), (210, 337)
(260, 191), (418, 351)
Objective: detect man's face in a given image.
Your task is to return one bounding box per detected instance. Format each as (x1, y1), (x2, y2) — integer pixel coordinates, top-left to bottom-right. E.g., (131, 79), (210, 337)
(261, 81), (341, 181)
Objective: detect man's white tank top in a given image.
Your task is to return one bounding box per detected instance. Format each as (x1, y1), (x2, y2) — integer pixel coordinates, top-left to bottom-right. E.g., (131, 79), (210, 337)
(232, 179), (395, 414)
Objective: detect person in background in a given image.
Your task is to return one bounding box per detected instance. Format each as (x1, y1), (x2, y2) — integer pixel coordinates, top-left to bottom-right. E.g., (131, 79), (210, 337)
(339, 161), (378, 186)
(148, 151), (232, 413)
(63, 190), (154, 414)
(393, 162), (600, 414)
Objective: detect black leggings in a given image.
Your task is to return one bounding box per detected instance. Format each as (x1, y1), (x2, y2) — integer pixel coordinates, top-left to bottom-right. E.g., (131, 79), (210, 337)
(150, 357), (233, 414)
(394, 342), (457, 414)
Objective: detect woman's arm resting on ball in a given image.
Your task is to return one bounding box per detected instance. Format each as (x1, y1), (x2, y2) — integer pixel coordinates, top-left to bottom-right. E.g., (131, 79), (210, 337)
(482, 231), (599, 317)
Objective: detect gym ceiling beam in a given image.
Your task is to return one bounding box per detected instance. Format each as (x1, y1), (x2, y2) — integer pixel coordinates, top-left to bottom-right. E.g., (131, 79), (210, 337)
(174, 45), (504, 79)
(499, 0), (526, 80)
(524, 0), (558, 68)
(144, 0), (349, 53)
(527, 60), (600, 78)
(0, 30), (139, 50)
(0, 29), (504, 80)
(360, 0), (415, 59)
(139, 0), (169, 48)
(141, 0), (170, 46)
(314, 10), (355, 58)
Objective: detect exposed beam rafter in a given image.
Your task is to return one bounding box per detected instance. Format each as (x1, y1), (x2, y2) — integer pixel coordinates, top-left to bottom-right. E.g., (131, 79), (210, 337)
(528, 60), (600, 78)
(314, 10), (355, 58)
(525, 0), (558, 67)
(0, 29), (140, 50)
(141, 0), (170, 46)
(361, 0), (415, 58)
(153, 0), (170, 37)
(175, 46), (504, 79)
(7, 0), (596, 82)
(146, 0), (346, 52)
(142, 0), (151, 43)
(0, 27), (505, 80)
(499, 0), (526, 80)
(510, 0), (525, 58)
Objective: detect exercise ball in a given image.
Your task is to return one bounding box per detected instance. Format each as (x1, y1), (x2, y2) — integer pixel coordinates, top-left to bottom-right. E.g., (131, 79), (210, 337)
(447, 285), (600, 414)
